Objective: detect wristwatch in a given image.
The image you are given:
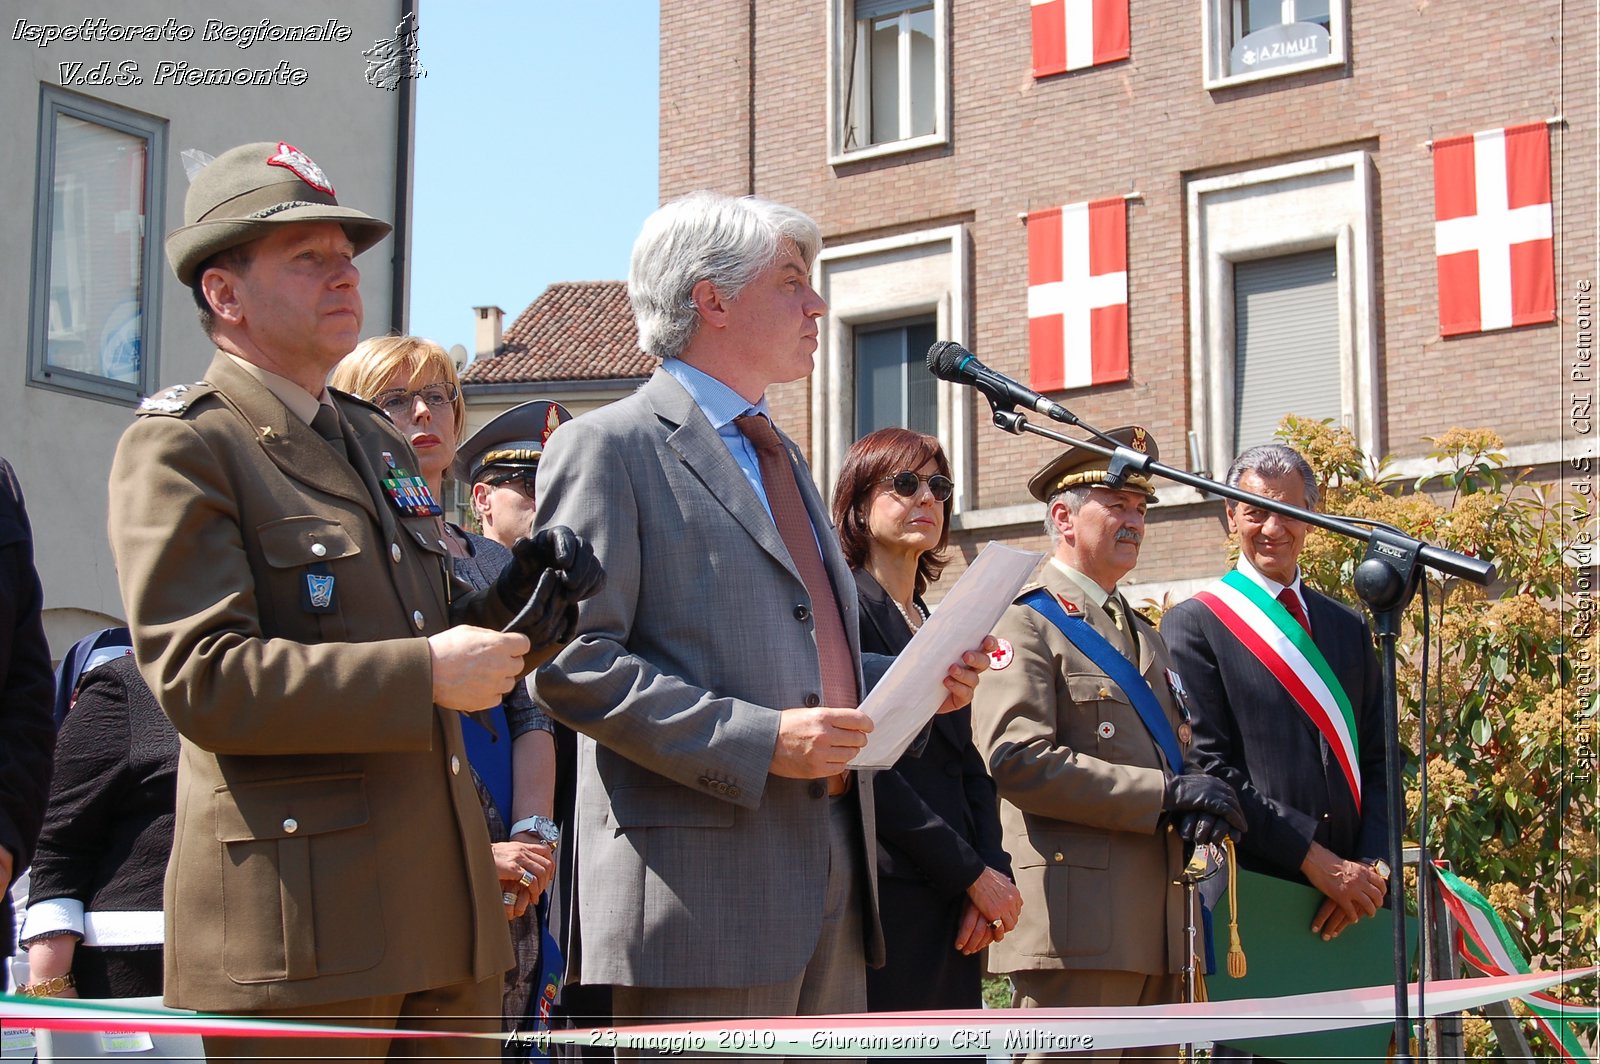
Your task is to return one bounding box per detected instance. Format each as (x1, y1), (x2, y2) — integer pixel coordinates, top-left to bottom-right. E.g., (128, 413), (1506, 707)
(509, 814), (560, 850)
(1371, 858), (1392, 880)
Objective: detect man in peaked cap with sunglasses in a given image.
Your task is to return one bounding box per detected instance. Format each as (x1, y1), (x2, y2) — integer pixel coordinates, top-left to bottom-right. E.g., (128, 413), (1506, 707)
(106, 141), (600, 1059)
(969, 428), (1245, 1062)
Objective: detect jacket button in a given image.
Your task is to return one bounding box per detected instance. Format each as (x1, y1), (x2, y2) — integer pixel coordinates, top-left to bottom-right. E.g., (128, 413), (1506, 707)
(793, 604), (810, 622)
(808, 781), (826, 799)
(727, 785), (740, 799)
(1097, 686), (1111, 699)
(391, 543), (402, 564)
(803, 693), (820, 707)
(699, 775), (712, 787)
(311, 542), (327, 557)
(283, 818), (299, 834)
(451, 755), (461, 775)
(1052, 851), (1064, 862)
(413, 610), (426, 630)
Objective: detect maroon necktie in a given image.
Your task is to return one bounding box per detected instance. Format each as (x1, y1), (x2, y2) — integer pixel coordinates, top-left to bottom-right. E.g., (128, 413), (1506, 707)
(734, 414), (859, 711)
(1278, 587), (1312, 636)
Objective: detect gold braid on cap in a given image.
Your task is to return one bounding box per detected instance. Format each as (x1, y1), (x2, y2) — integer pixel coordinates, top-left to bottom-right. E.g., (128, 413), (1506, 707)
(481, 447), (543, 465)
(1047, 470), (1156, 497)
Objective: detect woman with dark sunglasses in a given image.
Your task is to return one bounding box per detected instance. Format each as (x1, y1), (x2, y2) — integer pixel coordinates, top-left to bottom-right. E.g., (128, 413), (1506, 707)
(830, 428), (1022, 1034)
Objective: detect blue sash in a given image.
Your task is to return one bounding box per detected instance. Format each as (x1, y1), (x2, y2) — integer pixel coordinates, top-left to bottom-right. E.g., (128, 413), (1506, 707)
(1019, 588), (1184, 774)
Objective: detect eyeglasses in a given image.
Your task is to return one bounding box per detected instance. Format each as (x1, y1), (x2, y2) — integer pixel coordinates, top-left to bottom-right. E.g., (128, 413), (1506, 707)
(485, 472), (537, 500)
(372, 382), (458, 418)
(880, 471), (954, 502)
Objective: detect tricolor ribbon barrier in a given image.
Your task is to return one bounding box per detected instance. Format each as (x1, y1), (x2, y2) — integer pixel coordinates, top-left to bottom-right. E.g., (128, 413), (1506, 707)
(1433, 861), (1598, 1061)
(2, 969), (1591, 1058)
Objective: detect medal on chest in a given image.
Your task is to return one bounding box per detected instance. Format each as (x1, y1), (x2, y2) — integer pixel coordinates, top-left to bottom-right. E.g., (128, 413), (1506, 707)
(380, 451), (442, 517)
(1165, 667), (1194, 747)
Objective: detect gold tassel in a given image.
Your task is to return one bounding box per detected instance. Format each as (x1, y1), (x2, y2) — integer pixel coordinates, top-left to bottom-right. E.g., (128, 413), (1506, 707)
(1225, 836), (1247, 978)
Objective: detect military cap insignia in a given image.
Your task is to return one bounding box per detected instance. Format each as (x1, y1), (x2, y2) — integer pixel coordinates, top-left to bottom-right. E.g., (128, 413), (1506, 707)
(542, 403), (563, 445)
(1129, 426), (1148, 453)
(266, 142), (333, 194)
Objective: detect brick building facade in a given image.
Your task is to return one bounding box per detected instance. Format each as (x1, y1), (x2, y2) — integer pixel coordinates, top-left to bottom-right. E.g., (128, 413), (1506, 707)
(657, 1), (1595, 602)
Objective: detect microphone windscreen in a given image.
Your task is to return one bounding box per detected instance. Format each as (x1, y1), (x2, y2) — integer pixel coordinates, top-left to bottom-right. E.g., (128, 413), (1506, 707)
(926, 340), (969, 381)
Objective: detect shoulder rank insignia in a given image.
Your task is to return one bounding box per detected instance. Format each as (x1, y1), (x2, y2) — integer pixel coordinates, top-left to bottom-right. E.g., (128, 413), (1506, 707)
(136, 382), (213, 417)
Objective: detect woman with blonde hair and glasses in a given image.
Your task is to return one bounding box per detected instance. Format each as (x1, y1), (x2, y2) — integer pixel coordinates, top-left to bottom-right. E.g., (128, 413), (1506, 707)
(330, 335), (557, 1047)
(830, 427), (1022, 1033)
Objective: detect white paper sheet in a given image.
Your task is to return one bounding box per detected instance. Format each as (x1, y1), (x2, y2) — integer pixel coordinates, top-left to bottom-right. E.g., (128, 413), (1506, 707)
(853, 541), (1044, 768)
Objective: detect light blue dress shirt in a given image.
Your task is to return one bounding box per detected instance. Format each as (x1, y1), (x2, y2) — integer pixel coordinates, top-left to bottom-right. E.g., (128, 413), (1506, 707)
(660, 357), (779, 525)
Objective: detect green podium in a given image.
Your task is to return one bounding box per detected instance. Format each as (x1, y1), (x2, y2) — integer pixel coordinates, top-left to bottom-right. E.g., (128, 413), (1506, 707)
(1205, 868), (1414, 1063)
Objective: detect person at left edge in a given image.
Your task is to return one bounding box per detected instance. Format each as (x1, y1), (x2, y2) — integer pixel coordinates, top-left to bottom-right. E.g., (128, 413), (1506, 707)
(0, 457), (56, 974)
(106, 140), (601, 1060)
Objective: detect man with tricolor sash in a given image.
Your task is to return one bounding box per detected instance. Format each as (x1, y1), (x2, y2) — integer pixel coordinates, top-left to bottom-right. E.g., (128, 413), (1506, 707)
(972, 428), (1245, 1062)
(1163, 443), (1390, 1060)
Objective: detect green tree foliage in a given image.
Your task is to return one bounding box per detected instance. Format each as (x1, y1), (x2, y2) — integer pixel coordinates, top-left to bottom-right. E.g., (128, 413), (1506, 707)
(1273, 416), (1595, 1057)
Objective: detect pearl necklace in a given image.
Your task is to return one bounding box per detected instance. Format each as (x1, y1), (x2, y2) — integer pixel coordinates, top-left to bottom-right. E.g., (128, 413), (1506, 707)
(892, 596), (926, 634)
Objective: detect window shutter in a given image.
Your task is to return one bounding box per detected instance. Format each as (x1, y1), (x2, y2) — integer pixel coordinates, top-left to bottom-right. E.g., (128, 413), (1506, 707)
(1232, 249), (1340, 451)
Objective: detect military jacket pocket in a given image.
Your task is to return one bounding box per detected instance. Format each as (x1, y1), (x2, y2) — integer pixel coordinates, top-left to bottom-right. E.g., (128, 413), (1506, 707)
(256, 516), (361, 642)
(1013, 828), (1111, 957)
(213, 772), (383, 984)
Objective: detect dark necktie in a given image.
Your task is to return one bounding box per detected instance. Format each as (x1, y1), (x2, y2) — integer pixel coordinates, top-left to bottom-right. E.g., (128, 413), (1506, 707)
(734, 414), (859, 710)
(1278, 587), (1312, 636)
(310, 404), (349, 462)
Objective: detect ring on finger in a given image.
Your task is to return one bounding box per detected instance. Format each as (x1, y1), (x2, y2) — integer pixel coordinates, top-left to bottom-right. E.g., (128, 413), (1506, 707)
(501, 892), (518, 906)
(518, 869), (536, 890)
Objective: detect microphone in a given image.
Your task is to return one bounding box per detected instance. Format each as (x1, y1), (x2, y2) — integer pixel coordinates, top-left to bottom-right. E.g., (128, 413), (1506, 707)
(925, 341), (1074, 423)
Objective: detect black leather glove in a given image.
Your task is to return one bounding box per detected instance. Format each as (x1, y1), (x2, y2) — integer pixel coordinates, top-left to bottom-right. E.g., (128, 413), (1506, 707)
(1163, 772), (1245, 846)
(495, 527), (605, 646)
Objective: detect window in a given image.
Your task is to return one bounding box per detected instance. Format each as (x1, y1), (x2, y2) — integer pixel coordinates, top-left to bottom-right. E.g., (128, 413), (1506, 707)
(29, 89), (165, 402)
(1203, 0), (1345, 88)
(829, 0), (948, 163)
(1232, 250), (1341, 452)
(856, 319), (938, 438)
(812, 226), (969, 509)
(1186, 153), (1377, 476)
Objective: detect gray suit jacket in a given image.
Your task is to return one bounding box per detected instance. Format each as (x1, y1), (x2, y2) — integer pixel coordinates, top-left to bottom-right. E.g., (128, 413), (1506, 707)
(531, 368), (885, 989)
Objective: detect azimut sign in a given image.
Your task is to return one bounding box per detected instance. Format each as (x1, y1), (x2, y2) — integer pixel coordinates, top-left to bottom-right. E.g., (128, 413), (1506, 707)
(1230, 21), (1330, 74)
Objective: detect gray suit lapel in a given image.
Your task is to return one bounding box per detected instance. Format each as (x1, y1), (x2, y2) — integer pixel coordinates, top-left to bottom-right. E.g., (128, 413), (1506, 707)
(647, 371), (804, 584)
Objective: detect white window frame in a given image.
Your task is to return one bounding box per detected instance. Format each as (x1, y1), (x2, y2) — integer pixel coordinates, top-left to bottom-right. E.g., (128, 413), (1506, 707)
(28, 87), (166, 403)
(1201, 0), (1347, 90)
(827, 0), (949, 165)
(812, 225), (971, 511)
(1185, 152), (1378, 479)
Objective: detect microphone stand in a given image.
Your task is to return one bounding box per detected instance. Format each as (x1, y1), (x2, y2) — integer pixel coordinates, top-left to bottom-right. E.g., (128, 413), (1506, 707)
(983, 398), (1494, 1064)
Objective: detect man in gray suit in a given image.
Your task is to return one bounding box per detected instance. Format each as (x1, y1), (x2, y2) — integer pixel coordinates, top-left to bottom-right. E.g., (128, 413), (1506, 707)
(532, 191), (993, 1043)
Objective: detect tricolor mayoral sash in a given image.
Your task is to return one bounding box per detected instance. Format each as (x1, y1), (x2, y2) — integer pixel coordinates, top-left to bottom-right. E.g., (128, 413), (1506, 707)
(1192, 571), (1362, 811)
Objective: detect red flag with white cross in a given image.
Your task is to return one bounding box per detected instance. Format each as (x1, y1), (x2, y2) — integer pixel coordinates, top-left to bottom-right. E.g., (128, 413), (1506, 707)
(1027, 196), (1129, 392)
(1031, 0), (1130, 77)
(1433, 122), (1554, 336)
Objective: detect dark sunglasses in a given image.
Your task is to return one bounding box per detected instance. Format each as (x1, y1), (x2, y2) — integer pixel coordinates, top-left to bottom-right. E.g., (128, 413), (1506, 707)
(880, 471), (954, 502)
(485, 472), (538, 499)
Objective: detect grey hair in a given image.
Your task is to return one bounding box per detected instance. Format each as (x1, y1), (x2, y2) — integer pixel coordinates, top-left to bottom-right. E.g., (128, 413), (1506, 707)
(627, 191), (824, 361)
(1225, 443), (1320, 508)
(1043, 486), (1091, 541)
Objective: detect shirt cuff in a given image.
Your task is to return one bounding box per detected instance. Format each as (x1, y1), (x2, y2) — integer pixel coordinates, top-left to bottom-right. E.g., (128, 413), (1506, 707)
(20, 897), (85, 944)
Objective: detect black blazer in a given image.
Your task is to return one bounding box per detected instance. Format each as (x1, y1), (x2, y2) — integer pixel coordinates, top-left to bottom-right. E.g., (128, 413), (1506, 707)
(1163, 582), (1390, 881)
(855, 569), (1012, 896)
(0, 457), (56, 953)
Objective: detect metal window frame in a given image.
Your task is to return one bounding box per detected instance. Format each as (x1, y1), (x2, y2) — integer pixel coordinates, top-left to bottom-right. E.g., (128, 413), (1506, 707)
(28, 87), (167, 404)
